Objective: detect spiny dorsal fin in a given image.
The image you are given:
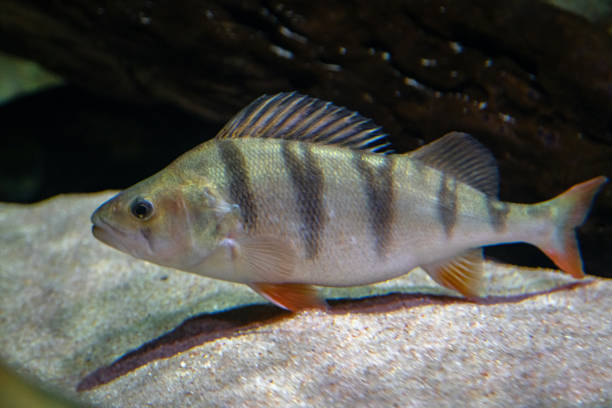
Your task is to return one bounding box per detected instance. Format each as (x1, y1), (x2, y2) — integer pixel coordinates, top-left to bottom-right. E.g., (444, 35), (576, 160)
(215, 92), (390, 152)
(421, 249), (484, 298)
(407, 132), (499, 196)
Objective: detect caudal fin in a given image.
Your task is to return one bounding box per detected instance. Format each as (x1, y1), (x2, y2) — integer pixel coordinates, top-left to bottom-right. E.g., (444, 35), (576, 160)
(535, 176), (607, 278)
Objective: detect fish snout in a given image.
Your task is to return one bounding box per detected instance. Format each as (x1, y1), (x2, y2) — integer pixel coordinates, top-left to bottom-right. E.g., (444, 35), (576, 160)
(90, 201), (111, 232)
(90, 193), (123, 226)
(90, 196), (127, 245)
(90, 206), (102, 225)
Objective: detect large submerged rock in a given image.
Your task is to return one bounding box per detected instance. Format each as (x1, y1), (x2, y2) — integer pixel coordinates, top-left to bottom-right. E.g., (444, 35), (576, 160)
(0, 193), (610, 407)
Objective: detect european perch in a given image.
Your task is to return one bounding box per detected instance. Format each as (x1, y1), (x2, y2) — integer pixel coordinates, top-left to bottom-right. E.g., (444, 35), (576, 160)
(91, 92), (607, 311)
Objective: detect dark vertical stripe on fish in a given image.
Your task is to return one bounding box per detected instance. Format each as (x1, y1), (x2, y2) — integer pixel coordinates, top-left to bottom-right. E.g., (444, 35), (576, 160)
(486, 197), (509, 232)
(217, 140), (258, 232)
(353, 153), (395, 257)
(437, 174), (458, 236)
(281, 141), (326, 259)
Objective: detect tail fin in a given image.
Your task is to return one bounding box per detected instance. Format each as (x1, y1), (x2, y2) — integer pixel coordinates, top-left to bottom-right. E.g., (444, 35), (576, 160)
(534, 176), (607, 278)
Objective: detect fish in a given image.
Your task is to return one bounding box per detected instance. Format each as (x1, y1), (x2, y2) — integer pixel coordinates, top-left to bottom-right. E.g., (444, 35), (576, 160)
(91, 92), (607, 311)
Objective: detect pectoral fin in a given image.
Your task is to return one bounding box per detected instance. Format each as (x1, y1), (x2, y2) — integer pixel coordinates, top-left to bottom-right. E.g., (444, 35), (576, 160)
(238, 236), (325, 311)
(422, 249), (484, 298)
(248, 283), (326, 312)
(238, 236), (296, 281)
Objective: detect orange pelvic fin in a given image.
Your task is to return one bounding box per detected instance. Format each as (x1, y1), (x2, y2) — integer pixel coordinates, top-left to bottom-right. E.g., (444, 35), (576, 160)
(536, 176), (607, 278)
(249, 283), (326, 312)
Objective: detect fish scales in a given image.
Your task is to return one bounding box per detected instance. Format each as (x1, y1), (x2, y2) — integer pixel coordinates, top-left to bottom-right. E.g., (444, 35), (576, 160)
(91, 92), (607, 311)
(197, 138), (539, 286)
(215, 138), (555, 285)
(353, 151), (396, 257)
(216, 139), (258, 232)
(212, 138), (391, 285)
(280, 140), (326, 260)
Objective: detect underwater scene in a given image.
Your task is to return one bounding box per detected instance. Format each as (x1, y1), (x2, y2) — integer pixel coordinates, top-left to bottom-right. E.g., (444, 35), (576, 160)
(0, 1), (611, 407)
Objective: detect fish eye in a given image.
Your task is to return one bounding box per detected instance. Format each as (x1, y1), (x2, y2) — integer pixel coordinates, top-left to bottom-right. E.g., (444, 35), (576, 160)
(130, 198), (154, 220)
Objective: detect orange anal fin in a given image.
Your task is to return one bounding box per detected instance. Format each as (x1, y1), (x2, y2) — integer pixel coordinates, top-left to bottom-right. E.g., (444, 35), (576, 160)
(248, 283), (326, 312)
(422, 249), (484, 298)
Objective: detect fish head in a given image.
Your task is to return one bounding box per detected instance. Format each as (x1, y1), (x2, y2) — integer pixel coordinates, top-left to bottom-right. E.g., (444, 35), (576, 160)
(91, 169), (237, 270)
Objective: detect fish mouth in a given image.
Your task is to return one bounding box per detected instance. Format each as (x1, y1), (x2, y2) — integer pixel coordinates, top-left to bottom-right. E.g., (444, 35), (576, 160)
(91, 224), (111, 242)
(91, 217), (128, 249)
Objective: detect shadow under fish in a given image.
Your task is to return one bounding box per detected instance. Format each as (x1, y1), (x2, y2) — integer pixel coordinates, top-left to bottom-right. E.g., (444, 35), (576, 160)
(76, 280), (592, 392)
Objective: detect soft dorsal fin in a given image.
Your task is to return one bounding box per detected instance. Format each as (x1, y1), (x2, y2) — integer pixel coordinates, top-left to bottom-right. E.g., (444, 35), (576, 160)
(215, 92), (390, 152)
(407, 132), (499, 196)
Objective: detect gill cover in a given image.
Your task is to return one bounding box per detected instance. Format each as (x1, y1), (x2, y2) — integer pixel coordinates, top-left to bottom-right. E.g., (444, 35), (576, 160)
(91, 171), (239, 271)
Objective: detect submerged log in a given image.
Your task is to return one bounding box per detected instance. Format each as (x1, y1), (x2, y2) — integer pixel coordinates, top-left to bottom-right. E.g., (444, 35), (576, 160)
(1, 1), (611, 136)
(0, 0), (610, 275)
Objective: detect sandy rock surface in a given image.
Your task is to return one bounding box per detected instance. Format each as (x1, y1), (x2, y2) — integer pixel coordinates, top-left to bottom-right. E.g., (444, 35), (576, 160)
(0, 192), (610, 407)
